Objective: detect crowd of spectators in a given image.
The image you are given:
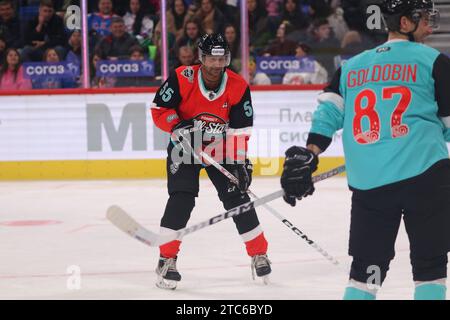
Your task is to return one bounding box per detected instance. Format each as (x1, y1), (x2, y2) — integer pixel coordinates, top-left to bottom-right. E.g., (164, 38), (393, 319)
(0, 0), (386, 90)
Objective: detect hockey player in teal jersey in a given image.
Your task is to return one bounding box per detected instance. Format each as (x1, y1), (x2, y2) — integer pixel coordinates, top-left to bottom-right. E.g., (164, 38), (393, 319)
(280, 0), (450, 300)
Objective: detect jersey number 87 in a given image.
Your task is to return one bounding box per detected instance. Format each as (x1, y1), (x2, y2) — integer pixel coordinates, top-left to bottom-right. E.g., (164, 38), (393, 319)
(353, 86), (412, 144)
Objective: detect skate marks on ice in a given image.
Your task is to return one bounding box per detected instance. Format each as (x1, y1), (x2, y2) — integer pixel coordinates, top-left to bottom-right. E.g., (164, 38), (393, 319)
(0, 177), (421, 299)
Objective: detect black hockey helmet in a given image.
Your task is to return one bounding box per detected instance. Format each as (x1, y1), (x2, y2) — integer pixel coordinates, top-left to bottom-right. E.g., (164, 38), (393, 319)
(382, 0), (440, 32)
(198, 33), (231, 67)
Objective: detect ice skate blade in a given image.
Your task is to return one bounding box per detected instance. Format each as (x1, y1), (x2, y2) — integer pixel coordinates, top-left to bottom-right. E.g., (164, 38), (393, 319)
(156, 276), (178, 290)
(261, 275), (270, 285)
(253, 274), (270, 285)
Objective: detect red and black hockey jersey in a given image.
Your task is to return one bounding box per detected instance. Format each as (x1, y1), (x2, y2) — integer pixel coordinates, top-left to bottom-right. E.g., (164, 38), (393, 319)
(151, 64), (254, 160)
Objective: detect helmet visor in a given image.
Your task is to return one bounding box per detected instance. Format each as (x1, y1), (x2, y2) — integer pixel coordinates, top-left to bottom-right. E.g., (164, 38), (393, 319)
(426, 8), (440, 30)
(412, 7), (440, 30)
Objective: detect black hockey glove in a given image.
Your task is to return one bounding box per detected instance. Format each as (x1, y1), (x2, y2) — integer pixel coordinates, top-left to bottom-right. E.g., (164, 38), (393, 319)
(226, 159), (253, 192)
(171, 119), (197, 142)
(169, 119), (200, 164)
(280, 146), (318, 207)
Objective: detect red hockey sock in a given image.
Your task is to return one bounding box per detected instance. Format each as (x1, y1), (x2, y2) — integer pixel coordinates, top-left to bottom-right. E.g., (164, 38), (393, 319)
(159, 240), (182, 258)
(245, 232), (268, 257)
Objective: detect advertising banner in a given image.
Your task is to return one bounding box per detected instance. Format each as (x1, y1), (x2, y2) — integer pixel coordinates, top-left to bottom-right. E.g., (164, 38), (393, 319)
(96, 60), (155, 77)
(23, 62), (80, 79)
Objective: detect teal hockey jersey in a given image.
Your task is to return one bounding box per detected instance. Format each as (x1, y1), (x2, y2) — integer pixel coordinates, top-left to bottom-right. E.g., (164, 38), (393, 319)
(308, 39), (450, 190)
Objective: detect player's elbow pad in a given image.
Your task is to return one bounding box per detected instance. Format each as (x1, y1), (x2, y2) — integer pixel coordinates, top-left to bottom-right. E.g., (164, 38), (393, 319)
(151, 105), (180, 133)
(311, 101), (344, 138)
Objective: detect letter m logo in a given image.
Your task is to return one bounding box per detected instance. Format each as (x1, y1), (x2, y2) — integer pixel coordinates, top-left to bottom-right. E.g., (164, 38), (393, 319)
(86, 103), (147, 151)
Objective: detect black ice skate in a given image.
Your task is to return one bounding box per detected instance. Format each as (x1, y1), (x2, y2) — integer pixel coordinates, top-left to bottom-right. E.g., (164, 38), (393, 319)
(155, 256), (181, 290)
(251, 254), (272, 285)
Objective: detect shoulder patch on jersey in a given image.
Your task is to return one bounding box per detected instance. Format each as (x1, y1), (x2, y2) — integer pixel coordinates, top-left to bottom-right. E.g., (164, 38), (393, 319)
(181, 66), (194, 83)
(376, 46), (391, 53)
(166, 114), (179, 123)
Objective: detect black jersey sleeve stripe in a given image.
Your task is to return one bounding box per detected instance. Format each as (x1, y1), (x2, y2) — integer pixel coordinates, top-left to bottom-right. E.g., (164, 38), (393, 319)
(324, 67), (342, 96)
(152, 70), (182, 109)
(229, 86), (253, 129)
(306, 133), (333, 152)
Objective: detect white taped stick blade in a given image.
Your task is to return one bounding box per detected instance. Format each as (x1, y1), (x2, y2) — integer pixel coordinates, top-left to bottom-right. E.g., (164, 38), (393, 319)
(106, 205), (160, 247)
(107, 205), (139, 234)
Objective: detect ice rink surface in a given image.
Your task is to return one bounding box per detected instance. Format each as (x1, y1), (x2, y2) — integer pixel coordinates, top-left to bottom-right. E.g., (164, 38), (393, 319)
(0, 176), (439, 300)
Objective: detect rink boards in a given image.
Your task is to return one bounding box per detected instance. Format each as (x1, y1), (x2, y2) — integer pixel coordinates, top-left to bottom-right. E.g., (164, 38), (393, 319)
(0, 89), (378, 180)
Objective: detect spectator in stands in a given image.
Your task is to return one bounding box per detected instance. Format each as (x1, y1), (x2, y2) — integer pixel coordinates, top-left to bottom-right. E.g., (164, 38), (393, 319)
(95, 16), (139, 60)
(307, 18), (340, 78)
(308, 17), (340, 48)
(0, 0), (22, 49)
(341, 30), (366, 55)
(153, 20), (177, 71)
(281, 0), (309, 32)
(0, 48), (32, 90)
(32, 47), (77, 89)
(306, 1), (349, 41)
(115, 45), (153, 87)
(191, 0), (226, 34)
(282, 42), (328, 84)
(90, 50), (115, 87)
(141, 0), (160, 15)
(224, 23), (240, 72)
(123, 0), (155, 41)
(248, 0), (272, 53)
(327, 6), (348, 42)
(162, 0), (189, 43)
(90, 51), (101, 87)
(88, 0), (119, 46)
(175, 45), (195, 67)
(64, 29), (81, 86)
(263, 21), (297, 56)
(215, 0), (239, 27)
(265, 0), (283, 19)
(176, 17), (202, 60)
(22, 0), (67, 62)
(249, 55), (271, 85)
(65, 29), (81, 66)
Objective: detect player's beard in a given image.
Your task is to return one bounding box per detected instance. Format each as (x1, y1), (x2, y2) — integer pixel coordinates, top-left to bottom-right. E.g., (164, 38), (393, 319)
(201, 66), (224, 88)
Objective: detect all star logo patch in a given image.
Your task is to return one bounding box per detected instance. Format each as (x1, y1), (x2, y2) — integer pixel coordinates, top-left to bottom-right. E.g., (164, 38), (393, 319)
(194, 113), (227, 134)
(181, 67), (194, 83)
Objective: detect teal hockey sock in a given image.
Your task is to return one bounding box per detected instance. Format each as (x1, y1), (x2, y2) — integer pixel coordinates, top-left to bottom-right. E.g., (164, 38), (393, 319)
(343, 287), (376, 300)
(414, 283), (446, 300)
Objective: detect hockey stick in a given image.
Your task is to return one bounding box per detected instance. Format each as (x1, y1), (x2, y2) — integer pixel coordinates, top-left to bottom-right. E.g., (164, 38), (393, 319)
(177, 134), (345, 267)
(198, 152), (344, 266)
(106, 166), (344, 248)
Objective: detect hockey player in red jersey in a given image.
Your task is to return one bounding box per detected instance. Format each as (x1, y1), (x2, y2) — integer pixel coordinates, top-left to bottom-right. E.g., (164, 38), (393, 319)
(151, 33), (271, 289)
